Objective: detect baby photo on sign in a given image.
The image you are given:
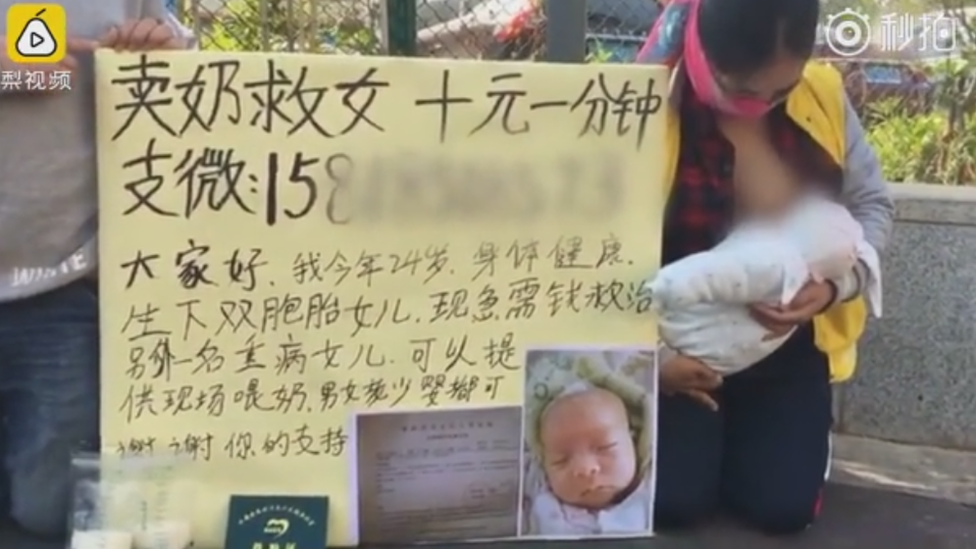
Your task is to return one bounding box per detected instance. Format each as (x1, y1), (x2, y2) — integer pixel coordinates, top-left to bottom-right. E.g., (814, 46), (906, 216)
(521, 348), (658, 537)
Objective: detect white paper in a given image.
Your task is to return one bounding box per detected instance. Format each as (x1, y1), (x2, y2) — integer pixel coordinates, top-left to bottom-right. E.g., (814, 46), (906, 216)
(132, 520), (192, 549)
(355, 406), (522, 544)
(71, 530), (133, 549)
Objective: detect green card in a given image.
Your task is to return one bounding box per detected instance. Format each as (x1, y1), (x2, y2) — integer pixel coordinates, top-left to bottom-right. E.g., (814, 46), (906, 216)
(225, 495), (328, 549)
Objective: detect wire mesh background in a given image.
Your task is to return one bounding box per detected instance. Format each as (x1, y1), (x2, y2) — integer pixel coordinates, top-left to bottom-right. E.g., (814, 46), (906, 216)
(167, 0), (975, 183)
(168, 0), (956, 110)
(168, 0), (659, 59)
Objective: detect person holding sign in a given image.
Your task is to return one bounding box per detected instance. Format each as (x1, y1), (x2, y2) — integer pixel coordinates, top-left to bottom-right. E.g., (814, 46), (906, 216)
(634, 0), (893, 535)
(0, 0), (192, 537)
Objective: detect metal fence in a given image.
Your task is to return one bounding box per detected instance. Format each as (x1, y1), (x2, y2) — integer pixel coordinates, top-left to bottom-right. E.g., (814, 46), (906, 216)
(168, 0), (962, 106)
(167, 0), (973, 117)
(169, 0), (660, 61)
(168, 0), (974, 184)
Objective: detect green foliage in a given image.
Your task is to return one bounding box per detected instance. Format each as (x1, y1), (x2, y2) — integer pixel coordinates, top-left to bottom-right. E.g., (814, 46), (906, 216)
(183, 0), (976, 184)
(862, 1), (976, 185)
(865, 55), (976, 185)
(866, 107), (976, 185)
(585, 43), (613, 64)
(192, 0), (381, 54)
(867, 103), (961, 184)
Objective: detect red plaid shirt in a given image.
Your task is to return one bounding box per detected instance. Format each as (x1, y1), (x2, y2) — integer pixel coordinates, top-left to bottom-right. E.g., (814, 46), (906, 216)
(662, 81), (845, 266)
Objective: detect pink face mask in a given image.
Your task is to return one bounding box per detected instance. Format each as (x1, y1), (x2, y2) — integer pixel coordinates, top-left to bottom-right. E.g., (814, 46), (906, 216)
(647, 0), (774, 118)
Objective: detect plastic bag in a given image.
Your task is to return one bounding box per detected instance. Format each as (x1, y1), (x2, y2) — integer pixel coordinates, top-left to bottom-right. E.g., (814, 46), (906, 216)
(68, 453), (195, 549)
(68, 453), (132, 549)
(647, 196), (881, 375)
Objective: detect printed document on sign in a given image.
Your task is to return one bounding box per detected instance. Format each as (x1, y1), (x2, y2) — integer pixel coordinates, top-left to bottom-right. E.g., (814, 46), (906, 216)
(355, 407), (522, 543)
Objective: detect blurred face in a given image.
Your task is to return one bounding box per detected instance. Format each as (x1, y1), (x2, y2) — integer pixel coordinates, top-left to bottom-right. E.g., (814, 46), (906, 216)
(539, 389), (637, 510)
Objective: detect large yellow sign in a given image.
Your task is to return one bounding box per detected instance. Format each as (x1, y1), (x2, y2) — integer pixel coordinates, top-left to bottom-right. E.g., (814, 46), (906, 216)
(95, 50), (667, 546)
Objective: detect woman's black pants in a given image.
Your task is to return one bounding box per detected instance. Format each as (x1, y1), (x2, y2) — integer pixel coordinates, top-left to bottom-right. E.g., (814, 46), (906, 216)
(654, 324), (833, 534)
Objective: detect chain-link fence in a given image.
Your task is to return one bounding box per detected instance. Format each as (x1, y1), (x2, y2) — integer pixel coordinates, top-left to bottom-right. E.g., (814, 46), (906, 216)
(170, 0), (975, 184)
(169, 0), (661, 59)
(171, 0), (381, 54)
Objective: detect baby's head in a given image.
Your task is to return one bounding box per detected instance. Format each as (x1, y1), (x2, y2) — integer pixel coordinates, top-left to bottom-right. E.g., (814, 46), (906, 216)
(537, 384), (638, 510)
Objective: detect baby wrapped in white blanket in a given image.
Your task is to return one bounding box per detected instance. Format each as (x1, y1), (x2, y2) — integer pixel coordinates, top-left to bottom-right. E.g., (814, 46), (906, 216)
(646, 195), (882, 375)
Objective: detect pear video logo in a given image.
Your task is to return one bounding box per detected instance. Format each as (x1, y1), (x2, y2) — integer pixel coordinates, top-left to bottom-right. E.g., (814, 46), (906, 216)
(16, 8), (56, 56)
(6, 4), (67, 63)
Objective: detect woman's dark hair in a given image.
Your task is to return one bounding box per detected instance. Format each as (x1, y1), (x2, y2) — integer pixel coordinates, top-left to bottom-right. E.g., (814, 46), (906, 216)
(697, 0), (819, 76)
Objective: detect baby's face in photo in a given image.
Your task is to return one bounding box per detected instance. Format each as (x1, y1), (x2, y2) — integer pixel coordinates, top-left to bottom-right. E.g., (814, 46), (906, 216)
(539, 388), (638, 510)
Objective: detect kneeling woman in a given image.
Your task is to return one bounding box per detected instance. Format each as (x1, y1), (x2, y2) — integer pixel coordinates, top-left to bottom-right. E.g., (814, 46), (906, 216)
(635, 0), (893, 535)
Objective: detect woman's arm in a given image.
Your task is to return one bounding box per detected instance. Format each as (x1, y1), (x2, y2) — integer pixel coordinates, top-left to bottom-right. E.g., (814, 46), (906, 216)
(840, 94), (894, 255)
(832, 94), (894, 302)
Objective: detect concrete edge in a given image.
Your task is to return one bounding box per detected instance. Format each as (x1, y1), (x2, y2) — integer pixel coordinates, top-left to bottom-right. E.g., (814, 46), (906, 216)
(891, 183), (976, 226)
(831, 433), (976, 506)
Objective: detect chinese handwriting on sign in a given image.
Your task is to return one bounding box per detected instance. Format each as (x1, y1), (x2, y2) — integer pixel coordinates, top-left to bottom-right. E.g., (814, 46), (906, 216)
(94, 51), (667, 547)
(105, 54), (662, 226)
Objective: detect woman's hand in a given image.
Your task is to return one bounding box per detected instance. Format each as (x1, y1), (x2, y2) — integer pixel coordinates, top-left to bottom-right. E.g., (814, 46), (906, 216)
(750, 279), (836, 338)
(99, 18), (187, 51)
(660, 353), (722, 411)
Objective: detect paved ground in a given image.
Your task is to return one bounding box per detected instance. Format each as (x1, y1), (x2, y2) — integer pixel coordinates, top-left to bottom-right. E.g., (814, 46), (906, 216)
(6, 435), (976, 548)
